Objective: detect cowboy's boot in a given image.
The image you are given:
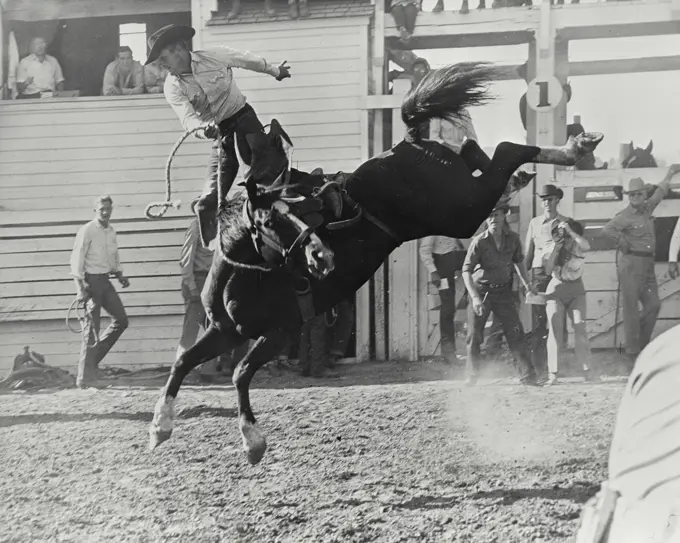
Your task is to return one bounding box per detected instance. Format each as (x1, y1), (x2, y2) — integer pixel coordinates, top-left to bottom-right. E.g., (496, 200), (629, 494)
(289, 0), (299, 19)
(264, 0), (276, 17)
(227, 0), (241, 20)
(460, 0), (470, 13)
(433, 0), (444, 12)
(299, 0), (310, 17)
(195, 203), (218, 248)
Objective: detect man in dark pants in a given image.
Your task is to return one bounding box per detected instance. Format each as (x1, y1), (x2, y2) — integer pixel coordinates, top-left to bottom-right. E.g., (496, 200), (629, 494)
(420, 236), (466, 363)
(70, 196), (130, 388)
(147, 24), (291, 247)
(462, 199), (538, 386)
(524, 184), (567, 378)
(299, 299), (354, 378)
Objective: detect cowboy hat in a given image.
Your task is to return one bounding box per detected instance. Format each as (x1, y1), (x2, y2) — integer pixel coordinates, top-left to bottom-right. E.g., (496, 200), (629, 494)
(623, 177), (646, 194)
(145, 25), (195, 65)
(536, 184), (564, 200)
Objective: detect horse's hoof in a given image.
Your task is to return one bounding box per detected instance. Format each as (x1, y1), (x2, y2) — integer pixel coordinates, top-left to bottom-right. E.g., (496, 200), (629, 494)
(573, 132), (604, 153)
(511, 170), (537, 191)
(149, 427), (173, 450)
(240, 420), (267, 465)
(149, 395), (175, 450)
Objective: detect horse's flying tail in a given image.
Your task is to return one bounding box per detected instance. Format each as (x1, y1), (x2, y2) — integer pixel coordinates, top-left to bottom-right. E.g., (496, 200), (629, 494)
(400, 62), (497, 141)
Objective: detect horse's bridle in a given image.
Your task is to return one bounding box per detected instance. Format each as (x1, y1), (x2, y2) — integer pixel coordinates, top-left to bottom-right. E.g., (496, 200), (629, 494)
(242, 198), (315, 272)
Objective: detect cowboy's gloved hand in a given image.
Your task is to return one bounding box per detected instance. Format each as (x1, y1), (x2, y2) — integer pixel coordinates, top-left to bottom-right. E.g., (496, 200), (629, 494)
(200, 122), (219, 140)
(429, 271), (441, 289)
(668, 163), (680, 177)
(118, 275), (130, 288)
(276, 61), (291, 81)
(669, 262), (680, 280)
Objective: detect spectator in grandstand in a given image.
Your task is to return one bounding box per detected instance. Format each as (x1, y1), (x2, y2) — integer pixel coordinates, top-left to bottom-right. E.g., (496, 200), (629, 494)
(143, 60), (169, 94)
(102, 46), (144, 96)
(16, 36), (65, 99)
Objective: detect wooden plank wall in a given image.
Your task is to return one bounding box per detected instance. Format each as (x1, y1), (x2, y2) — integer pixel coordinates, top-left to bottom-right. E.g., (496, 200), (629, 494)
(0, 7), (370, 375)
(0, 95), (211, 375)
(555, 167), (680, 350)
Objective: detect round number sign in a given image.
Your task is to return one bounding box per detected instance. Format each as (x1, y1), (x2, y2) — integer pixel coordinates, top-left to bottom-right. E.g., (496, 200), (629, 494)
(526, 76), (564, 112)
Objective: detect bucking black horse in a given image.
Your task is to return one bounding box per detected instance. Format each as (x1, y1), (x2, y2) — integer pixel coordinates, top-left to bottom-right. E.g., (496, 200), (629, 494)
(149, 62), (603, 465)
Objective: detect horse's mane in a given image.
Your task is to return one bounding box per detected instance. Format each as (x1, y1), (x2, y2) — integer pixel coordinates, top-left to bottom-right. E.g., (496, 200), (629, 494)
(217, 192), (250, 248)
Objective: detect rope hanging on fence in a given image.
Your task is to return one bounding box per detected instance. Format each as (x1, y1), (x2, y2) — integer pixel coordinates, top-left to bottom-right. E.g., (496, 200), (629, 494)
(144, 126), (206, 219)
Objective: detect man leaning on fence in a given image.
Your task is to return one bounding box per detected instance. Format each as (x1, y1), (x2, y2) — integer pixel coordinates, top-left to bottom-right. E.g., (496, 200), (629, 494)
(600, 164), (680, 365)
(70, 195), (130, 388)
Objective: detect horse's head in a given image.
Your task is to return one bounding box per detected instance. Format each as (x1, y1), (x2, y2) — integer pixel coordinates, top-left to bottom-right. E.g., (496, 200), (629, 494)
(245, 119), (293, 187)
(622, 140), (657, 169)
(244, 177), (335, 280)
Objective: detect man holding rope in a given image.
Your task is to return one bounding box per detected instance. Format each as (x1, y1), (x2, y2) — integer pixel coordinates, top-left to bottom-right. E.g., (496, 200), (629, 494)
(145, 24), (291, 247)
(70, 195), (130, 389)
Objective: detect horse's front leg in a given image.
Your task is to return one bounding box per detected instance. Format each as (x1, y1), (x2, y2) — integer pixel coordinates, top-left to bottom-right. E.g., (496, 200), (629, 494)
(148, 323), (243, 450)
(232, 328), (290, 465)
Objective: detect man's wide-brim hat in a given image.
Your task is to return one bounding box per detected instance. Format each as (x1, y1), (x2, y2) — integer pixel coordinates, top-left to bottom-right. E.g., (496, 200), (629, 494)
(536, 184), (564, 200)
(145, 25), (195, 65)
(623, 177), (646, 194)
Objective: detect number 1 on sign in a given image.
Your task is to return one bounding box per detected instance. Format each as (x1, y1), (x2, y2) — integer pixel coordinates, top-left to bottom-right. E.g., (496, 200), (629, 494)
(537, 81), (550, 107)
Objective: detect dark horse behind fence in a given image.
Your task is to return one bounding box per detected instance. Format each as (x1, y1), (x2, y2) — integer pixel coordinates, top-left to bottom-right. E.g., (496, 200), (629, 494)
(148, 62), (603, 465)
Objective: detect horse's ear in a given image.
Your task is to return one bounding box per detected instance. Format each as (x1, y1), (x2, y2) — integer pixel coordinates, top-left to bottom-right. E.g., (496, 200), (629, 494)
(646, 140), (653, 154)
(629, 140), (634, 150)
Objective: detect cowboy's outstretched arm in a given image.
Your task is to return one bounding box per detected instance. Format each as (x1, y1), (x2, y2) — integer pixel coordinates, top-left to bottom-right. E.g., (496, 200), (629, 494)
(209, 46), (283, 78)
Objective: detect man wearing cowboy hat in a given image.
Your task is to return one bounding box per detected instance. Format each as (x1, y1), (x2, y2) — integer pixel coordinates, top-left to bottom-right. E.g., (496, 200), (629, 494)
(146, 24), (291, 247)
(600, 165), (680, 364)
(462, 198), (539, 386)
(524, 183), (567, 379)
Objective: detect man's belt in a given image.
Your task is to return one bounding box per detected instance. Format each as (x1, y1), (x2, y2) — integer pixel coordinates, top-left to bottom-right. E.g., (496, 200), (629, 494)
(626, 250), (655, 258)
(218, 103), (254, 134)
(478, 281), (512, 291)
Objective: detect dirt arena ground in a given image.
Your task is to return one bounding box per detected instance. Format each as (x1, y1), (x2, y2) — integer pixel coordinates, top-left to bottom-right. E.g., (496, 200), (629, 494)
(0, 360), (625, 543)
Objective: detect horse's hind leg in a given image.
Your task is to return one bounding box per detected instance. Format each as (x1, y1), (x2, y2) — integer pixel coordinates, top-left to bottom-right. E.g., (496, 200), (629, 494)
(490, 132), (603, 170)
(231, 328), (290, 465)
(148, 322), (244, 450)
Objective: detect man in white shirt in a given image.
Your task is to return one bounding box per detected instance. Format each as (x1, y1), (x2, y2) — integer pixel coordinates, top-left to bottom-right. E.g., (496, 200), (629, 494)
(146, 24), (290, 247)
(70, 196), (130, 388)
(16, 36), (65, 99)
(524, 184), (567, 378)
(102, 46), (144, 96)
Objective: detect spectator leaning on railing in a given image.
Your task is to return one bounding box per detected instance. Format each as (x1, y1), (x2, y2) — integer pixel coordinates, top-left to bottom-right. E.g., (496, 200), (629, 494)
(102, 46), (144, 96)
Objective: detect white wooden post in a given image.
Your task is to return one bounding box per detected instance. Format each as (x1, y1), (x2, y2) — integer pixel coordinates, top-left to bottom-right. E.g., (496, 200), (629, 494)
(387, 77), (419, 361)
(372, 0), (388, 361)
(355, 22), (375, 363)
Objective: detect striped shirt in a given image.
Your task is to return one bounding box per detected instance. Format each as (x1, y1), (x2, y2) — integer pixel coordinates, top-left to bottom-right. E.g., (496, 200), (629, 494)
(70, 219), (122, 279)
(164, 48), (281, 133)
(608, 325), (680, 502)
